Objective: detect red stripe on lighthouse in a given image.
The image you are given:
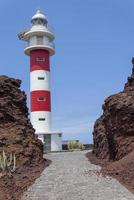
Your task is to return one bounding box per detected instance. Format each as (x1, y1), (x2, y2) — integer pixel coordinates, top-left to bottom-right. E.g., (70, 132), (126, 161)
(31, 90), (51, 112)
(30, 50), (50, 72)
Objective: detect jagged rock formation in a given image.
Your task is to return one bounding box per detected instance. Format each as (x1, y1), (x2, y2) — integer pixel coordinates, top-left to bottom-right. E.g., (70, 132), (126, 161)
(0, 76), (47, 200)
(93, 59), (134, 161)
(0, 76), (43, 166)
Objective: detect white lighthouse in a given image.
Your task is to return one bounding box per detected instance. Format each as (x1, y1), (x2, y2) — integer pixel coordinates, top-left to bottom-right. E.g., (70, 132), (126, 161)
(19, 9), (62, 152)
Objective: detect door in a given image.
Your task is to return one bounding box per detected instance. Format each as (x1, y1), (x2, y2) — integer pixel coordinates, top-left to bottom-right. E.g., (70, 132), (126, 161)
(44, 134), (51, 152)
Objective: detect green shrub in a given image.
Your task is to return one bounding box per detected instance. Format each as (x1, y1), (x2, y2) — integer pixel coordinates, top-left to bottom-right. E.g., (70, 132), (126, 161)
(68, 141), (85, 150)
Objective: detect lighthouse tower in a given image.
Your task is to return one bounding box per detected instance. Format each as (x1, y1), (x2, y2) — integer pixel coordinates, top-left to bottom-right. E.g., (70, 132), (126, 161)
(19, 10), (62, 152)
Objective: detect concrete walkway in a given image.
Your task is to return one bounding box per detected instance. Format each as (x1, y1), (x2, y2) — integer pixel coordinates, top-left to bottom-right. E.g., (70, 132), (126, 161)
(22, 151), (134, 200)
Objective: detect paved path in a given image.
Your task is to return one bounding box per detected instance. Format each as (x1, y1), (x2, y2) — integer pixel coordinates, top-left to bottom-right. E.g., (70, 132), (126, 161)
(22, 151), (134, 200)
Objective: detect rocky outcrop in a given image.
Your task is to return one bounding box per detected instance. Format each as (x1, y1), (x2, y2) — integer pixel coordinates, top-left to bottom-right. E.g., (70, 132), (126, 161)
(93, 59), (134, 161)
(0, 76), (48, 200)
(0, 76), (44, 166)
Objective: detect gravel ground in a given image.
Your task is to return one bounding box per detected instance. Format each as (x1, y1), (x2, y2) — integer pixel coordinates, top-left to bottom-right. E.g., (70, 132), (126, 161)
(22, 151), (134, 200)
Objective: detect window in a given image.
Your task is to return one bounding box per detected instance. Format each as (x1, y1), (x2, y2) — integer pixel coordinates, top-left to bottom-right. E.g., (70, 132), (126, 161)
(32, 19), (45, 25)
(59, 134), (62, 137)
(38, 77), (45, 80)
(36, 57), (45, 62)
(37, 97), (46, 101)
(39, 118), (45, 121)
(37, 36), (43, 45)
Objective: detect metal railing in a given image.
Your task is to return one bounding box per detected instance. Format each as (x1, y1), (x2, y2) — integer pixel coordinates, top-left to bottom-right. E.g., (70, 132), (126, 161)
(25, 41), (55, 49)
(46, 25), (54, 35)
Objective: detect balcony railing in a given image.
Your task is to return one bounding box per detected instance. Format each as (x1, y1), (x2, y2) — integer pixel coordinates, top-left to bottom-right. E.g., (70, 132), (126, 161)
(25, 41), (55, 50)
(46, 25), (54, 35)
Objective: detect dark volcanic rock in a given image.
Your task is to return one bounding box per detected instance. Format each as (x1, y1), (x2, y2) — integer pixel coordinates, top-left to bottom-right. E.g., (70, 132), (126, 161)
(0, 75), (43, 166)
(93, 59), (134, 161)
(0, 76), (47, 200)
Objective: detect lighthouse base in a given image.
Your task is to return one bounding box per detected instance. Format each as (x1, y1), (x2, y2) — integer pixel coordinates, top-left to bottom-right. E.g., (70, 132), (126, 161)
(37, 132), (62, 152)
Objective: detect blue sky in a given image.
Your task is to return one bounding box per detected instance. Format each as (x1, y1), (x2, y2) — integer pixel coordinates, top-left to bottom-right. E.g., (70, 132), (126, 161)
(0, 0), (134, 143)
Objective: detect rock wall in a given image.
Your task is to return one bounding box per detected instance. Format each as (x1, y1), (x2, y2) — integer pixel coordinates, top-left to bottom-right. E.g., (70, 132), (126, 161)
(0, 76), (44, 167)
(93, 59), (134, 161)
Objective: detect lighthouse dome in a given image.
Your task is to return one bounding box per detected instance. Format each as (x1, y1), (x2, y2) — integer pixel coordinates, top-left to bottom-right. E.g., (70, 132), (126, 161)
(31, 9), (48, 25)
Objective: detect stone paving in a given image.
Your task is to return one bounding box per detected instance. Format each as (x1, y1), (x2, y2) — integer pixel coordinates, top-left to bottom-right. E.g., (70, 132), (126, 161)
(22, 151), (134, 200)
